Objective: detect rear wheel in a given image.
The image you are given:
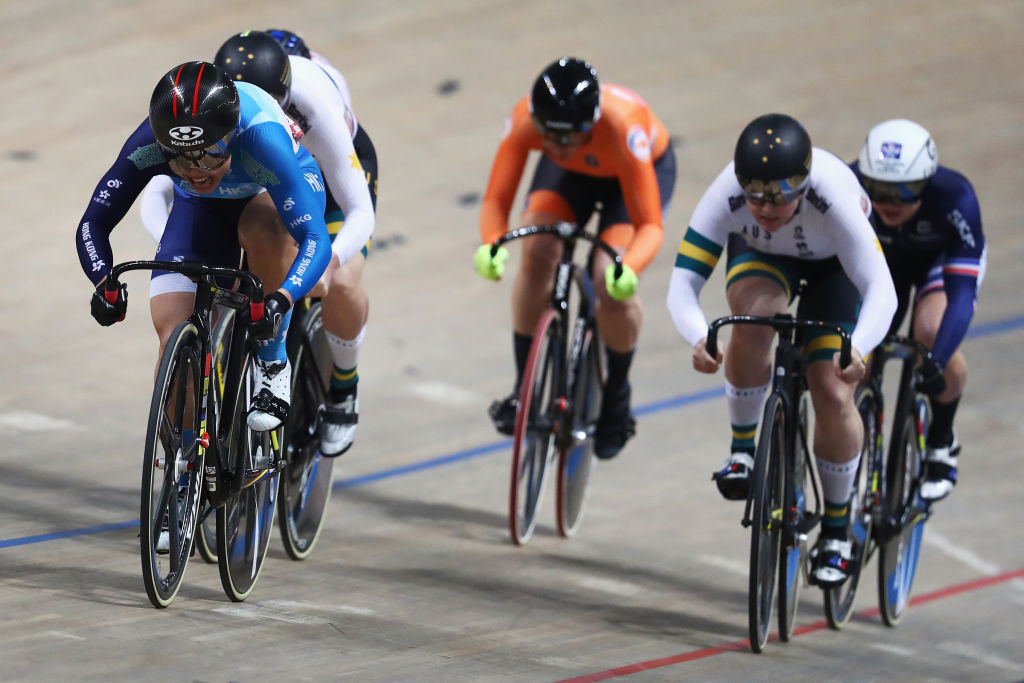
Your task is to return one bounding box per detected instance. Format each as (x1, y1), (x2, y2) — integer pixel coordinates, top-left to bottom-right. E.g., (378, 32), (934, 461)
(556, 326), (602, 538)
(140, 321), (205, 608)
(878, 400), (927, 626)
(824, 385), (877, 628)
(778, 393), (810, 641)
(749, 393), (785, 653)
(509, 309), (562, 546)
(217, 352), (281, 601)
(278, 301), (336, 560)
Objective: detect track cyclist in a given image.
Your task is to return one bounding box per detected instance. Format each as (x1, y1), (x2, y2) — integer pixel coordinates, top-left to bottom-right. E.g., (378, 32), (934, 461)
(141, 30), (378, 457)
(76, 61), (332, 432)
(666, 113), (897, 586)
(852, 118), (986, 502)
(476, 56), (677, 460)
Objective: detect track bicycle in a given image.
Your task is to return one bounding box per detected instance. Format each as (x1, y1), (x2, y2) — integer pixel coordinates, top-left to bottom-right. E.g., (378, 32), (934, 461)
(106, 260), (282, 607)
(488, 222), (621, 545)
(854, 334), (934, 626)
(707, 313), (857, 652)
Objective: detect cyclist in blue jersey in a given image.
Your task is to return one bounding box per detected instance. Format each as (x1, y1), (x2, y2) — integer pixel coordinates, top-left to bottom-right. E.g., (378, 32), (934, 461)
(141, 32), (378, 458)
(852, 118), (987, 502)
(75, 61), (332, 432)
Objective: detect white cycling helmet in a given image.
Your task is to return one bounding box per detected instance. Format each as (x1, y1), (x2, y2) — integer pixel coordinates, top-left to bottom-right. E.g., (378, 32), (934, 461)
(858, 119), (937, 203)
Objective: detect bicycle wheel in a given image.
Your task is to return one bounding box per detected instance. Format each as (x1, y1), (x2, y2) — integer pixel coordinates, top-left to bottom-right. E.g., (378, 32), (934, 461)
(749, 393), (785, 653)
(877, 398), (927, 626)
(556, 326), (602, 538)
(217, 351), (281, 601)
(278, 301), (336, 560)
(778, 393), (810, 641)
(509, 309), (562, 546)
(140, 320), (205, 608)
(824, 385), (877, 628)
(196, 307), (236, 564)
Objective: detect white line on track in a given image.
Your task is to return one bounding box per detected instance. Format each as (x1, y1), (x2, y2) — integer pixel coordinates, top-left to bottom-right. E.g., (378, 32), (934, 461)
(924, 531), (1001, 575)
(0, 411), (74, 432)
(576, 576), (645, 597)
(212, 604), (331, 625)
(696, 554), (747, 577)
(408, 381), (483, 406)
(941, 641), (1022, 673)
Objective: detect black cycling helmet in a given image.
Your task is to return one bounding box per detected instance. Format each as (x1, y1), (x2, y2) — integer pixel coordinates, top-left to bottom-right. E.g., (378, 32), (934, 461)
(734, 113), (812, 204)
(266, 28), (312, 59)
(529, 57), (601, 143)
(214, 30), (292, 104)
(149, 61), (239, 153)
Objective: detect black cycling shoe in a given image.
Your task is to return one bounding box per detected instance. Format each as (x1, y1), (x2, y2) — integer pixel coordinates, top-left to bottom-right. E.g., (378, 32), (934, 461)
(488, 393), (518, 436)
(712, 452), (754, 501)
(593, 389), (636, 460)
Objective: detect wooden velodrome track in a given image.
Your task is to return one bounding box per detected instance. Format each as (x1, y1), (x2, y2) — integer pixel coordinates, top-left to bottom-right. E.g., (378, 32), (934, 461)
(2, 1), (1023, 680)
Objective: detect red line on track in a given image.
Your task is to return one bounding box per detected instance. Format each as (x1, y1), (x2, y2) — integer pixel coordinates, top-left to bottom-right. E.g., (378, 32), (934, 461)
(554, 566), (1024, 683)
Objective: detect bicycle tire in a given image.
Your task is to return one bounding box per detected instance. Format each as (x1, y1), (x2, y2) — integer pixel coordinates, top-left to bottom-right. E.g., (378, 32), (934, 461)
(824, 385), (877, 628)
(140, 320), (205, 608)
(556, 326), (602, 538)
(878, 399), (927, 626)
(278, 301), (336, 560)
(509, 309), (562, 546)
(195, 307), (236, 564)
(217, 351), (281, 601)
(778, 393), (810, 641)
(749, 393), (785, 653)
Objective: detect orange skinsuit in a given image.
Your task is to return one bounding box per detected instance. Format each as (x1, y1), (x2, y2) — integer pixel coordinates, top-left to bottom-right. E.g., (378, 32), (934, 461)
(479, 84), (670, 274)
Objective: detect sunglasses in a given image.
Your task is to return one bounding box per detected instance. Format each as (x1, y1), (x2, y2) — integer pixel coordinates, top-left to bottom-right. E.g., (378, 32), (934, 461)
(738, 174), (808, 206)
(160, 132), (233, 174)
(861, 176), (928, 204)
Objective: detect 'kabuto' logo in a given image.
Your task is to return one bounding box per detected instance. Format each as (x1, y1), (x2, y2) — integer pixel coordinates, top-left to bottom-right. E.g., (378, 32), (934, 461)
(169, 125), (204, 142)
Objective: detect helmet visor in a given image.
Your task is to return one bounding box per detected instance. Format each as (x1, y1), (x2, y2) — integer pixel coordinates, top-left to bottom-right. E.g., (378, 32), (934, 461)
(161, 131), (233, 174)
(861, 176), (928, 204)
(530, 116), (592, 146)
(737, 173), (809, 206)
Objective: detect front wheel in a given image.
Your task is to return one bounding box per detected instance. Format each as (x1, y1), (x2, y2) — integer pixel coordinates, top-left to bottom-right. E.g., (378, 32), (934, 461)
(140, 321), (205, 608)
(749, 393), (785, 653)
(556, 326), (602, 538)
(778, 393), (810, 641)
(509, 309), (562, 546)
(217, 352), (281, 602)
(278, 301), (336, 560)
(878, 401), (927, 626)
(824, 385), (878, 628)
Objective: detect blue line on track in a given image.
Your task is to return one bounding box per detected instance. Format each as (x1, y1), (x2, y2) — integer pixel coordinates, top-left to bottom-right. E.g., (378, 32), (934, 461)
(4, 313), (1023, 548)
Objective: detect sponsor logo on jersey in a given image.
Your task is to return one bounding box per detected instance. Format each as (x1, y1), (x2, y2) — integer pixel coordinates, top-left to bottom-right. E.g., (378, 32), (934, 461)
(289, 213), (312, 229)
(304, 171), (324, 193)
(805, 188), (831, 214)
(729, 195), (747, 212)
(626, 125), (652, 162)
(282, 197), (295, 211)
(948, 209), (976, 248)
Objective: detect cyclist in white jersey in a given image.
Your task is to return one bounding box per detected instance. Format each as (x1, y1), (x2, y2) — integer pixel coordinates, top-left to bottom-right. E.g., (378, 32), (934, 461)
(142, 30), (377, 457)
(666, 113), (897, 587)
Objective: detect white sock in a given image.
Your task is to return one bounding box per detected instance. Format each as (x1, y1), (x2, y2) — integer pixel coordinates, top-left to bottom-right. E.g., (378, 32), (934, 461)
(325, 325), (366, 371)
(816, 455), (861, 504)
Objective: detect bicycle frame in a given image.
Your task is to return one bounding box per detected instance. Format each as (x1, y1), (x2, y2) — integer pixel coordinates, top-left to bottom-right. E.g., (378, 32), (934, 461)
(491, 222), (621, 445)
(106, 260), (267, 509)
(707, 314), (851, 532)
(861, 335), (934, 543)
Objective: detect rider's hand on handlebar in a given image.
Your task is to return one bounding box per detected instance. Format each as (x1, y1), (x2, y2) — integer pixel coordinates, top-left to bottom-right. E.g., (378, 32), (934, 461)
(604, 263), (637, 301)
(692, 337), (722, 374)
(916, 356), (947, 396)
(474, 244), (509, 281)
(249, 291), (291, 341)
(90, 281), (127, 326)
(833, 347), (866, 384)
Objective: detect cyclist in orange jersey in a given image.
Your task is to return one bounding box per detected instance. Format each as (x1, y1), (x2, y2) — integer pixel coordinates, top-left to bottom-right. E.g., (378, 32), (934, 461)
(476, 57), (676, 459)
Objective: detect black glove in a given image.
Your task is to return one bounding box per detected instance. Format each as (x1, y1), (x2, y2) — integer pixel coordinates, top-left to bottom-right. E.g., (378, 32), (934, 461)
(249, 291), (291, 341)
(916, 356), (947, 396)
(90, 282), (127, 326)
